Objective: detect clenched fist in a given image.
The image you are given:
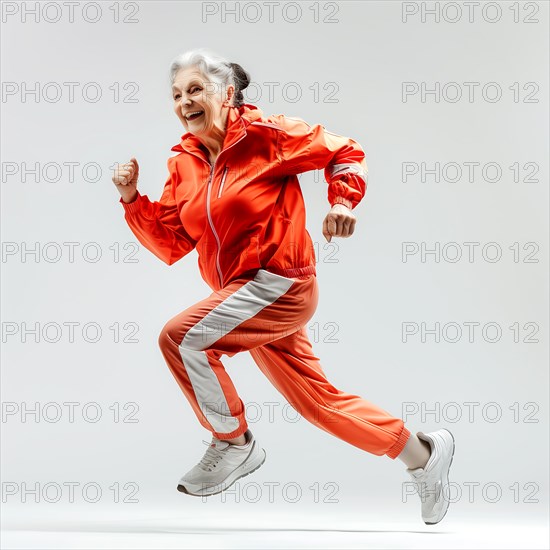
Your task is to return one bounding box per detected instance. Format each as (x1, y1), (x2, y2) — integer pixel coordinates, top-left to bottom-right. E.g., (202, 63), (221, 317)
(322, 203), (356, 242)
(112, 157), (139, 203)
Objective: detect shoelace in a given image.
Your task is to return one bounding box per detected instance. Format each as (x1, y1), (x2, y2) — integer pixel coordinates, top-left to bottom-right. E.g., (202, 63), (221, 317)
(198, 445), (225, 472)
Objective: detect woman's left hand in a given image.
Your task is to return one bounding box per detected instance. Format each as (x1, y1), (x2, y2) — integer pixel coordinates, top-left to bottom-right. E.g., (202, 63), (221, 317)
(322, 204), (356, 242)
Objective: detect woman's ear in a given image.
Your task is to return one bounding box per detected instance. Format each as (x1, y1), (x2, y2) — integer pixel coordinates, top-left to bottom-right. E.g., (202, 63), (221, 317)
(224, 84), (236, 107)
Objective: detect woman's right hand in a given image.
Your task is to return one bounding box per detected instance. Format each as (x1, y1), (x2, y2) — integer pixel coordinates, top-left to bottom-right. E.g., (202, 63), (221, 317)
(112, 157), (139, 203)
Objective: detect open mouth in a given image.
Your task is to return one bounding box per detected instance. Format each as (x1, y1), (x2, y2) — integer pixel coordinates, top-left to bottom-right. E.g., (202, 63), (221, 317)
(186, 110), (204, 121)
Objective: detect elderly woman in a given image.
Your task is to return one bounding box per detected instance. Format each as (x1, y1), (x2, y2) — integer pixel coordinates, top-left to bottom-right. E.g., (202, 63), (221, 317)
(112, 48), (455, 524)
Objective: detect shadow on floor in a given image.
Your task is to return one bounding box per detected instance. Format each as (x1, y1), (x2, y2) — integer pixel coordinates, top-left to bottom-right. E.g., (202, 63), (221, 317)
(6, 521), (452, 536)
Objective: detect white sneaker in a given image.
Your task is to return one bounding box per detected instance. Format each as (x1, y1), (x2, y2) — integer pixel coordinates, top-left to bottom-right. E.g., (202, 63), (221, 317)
(406, 429), (456, 524)
(177, 429), (266, 497)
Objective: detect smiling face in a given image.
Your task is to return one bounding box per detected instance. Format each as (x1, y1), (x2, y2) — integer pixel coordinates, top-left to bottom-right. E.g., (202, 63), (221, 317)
(172, 66), (235, 140)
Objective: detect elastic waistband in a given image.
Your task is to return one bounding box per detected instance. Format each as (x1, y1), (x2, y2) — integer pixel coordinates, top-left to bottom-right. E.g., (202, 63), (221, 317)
(265, 265), (317, 279)
(222, 265), (317, 290)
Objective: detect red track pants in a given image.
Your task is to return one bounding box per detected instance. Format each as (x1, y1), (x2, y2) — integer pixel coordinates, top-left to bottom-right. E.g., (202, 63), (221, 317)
(158, 269), (410, 459)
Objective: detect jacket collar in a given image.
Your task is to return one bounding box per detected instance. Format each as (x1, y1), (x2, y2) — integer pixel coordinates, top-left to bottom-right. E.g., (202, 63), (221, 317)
(170, 103), (264, 160)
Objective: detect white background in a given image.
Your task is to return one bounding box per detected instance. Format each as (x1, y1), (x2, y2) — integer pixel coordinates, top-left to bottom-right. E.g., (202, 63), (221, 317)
(1, 1), (548, 548)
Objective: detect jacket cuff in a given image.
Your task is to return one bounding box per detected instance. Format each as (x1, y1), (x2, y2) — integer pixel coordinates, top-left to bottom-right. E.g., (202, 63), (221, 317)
(119, 192), (142, 214)
(331, 196), (353, 209)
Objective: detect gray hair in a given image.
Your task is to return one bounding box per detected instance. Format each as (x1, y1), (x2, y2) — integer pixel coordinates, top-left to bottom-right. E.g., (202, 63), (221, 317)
(169, 48), (250, 108)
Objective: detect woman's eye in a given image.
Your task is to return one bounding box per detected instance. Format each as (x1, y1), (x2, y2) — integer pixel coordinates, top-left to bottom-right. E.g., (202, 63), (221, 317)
(173, 87), (200, 100)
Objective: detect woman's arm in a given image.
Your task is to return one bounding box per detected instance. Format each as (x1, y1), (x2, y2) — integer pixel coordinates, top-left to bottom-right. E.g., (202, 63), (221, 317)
(119, 156), (197, 265)
(273, 114), (368, 210)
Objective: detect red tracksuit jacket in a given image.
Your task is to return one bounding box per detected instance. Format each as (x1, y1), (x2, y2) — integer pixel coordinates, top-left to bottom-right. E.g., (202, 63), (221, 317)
(119, 103), (368, 291)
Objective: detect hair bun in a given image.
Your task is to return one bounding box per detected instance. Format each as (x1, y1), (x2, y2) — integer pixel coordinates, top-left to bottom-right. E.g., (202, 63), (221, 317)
(229, 62), (250, 91)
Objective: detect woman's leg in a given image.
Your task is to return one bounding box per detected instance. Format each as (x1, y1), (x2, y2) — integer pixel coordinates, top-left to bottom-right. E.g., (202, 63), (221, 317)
(249, 325), (411, 459)
(157, 269), (319, 441)
(397, 433), (431, 469)
(158, 268), (412, 458)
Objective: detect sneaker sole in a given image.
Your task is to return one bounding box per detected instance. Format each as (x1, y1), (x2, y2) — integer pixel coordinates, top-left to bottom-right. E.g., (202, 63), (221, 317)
(424, 429), (455, 525)
(176, 447), (267, 497)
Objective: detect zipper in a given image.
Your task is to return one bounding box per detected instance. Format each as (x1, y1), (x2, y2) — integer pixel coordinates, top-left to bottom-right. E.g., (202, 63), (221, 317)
(217, 166), (229, 198)
(205, 163), (225, 289)
(203, 132), (247, 288)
